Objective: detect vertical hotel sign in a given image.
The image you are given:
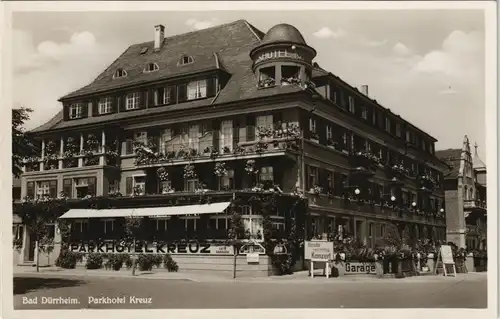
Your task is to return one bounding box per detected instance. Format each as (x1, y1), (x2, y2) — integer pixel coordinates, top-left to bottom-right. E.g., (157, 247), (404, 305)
(304, 241), (334, 262)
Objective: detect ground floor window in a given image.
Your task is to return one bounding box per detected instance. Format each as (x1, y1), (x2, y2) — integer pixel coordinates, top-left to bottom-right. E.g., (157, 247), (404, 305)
(242, 215), (263, 240)
(13, 224), (24, 241)
(102, 219), (114, 234)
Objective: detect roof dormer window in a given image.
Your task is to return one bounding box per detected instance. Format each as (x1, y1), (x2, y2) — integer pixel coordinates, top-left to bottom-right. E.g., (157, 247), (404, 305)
(178, 55), (194, 66)
(113, 68), (127, 79)
(144, 63), (159, 73)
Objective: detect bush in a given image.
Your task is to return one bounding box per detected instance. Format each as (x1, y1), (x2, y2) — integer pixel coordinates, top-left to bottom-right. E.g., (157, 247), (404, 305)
(55, 250), (82, 269)
(271, 254), (293, 275)
(124, 255), (133, 269)
(163, 254), (179, 272)
(86, 253), (103, 269)
(137, 254), (156, 271)
(105, 254), (130, 271)
(152, 255), (163, 268)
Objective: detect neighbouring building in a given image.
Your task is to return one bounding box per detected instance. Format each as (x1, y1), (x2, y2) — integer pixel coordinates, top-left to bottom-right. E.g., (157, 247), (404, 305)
(14, 20), (449, 275)
(436, 135), (487, 250)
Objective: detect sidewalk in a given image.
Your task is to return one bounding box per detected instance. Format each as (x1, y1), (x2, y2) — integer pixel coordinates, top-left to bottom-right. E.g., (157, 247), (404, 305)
(14, 265), (485, 284)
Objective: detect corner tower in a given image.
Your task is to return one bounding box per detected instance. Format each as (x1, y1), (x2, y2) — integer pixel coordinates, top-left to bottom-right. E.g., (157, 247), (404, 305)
(250, 23), (317, 88)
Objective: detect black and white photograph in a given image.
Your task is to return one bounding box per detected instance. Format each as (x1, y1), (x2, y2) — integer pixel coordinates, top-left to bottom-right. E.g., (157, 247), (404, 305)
(3, 1), (497, 317)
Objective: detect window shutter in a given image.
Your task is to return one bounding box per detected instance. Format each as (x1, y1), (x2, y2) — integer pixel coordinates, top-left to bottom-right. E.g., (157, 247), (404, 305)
(63, 179), (73, 198)
(232, 119), (239, 149)
(140, 91), (147, 109)
(63, 105), (69, 121)
(207, 77), (216, 98)
(212, 121), (220, 150)
(49, 180), (58, 198)
(177, 84), (187, 102)
(92, 99), (98, 116)
(119, 95), (126, 112)
(126, 177), (133, 195)
(82, 103), (89, 119)
(273, 112), (282, 129)
(305, 165), (310, 191)
(27, 181), (35, 198)
(88, 177), (97, 196)
(246, 116), (255, 141)
(157, 88), (165, 106)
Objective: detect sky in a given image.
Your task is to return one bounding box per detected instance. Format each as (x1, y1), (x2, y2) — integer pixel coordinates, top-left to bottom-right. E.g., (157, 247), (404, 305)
(11, 9), (486, 159)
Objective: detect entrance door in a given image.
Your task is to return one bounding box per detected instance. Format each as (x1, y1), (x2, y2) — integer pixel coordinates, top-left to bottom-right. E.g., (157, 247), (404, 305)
(27, 238), (36, 262)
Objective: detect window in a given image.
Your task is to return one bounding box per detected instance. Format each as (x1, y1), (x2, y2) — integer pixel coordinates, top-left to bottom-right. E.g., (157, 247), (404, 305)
(69, 103), (84, 119)
(220, 170), (234, 190)
(160, 180), (172, 193)
(134, 131), (147, 145)
(395, 123), (401, 137)
(36, 180), (57, 199)
(144, 63), (159, 73)
(260, 166), (274, 184)
(406, 130), (411, 142)
(331, 91), (338, 104)
(241, 207), (264, 240)
(219, 120), (233, 152)
(159, 129), (172, 154)
(73, 220), (88, 233)
(75, 177), (96, 198)
(179, 55), (194, 65)
(309, 118), (316, 133)
(113, 68), (127, 79)
(125, 92), (140, 110)
(187, 80), (207, 100)
(98, 97), (113, 114)
(361, 107), (368, 120)
(308, 166), (318, 190)
(256, 115), (273, 132)
(185, 179), (198, 192)
(326, 170), (334, 191)
(156, 218), (170, 232)
(326, 125), (333, 140)
(164, 86), (174, 104)
(188, 124), (201, 150)
(133, 176), (146, 195)
(385, 117), (391, 132)
(63, 178), (73, 198)
(102, 219), (114, 234)
(348, 96), (355, 113)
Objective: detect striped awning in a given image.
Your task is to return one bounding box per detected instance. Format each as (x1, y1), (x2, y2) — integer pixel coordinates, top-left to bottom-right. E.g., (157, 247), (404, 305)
(58, 202), (232, 219)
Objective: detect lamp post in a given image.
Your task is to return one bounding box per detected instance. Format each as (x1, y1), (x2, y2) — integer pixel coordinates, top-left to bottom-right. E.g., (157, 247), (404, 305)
(354, 188), (361, 195)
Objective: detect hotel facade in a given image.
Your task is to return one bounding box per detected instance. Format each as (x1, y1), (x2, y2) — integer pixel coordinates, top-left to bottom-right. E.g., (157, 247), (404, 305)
(14, 20), (449, 274)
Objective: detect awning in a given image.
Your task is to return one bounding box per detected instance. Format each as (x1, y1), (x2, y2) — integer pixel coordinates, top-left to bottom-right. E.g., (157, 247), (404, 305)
(59, 202), (232, 219)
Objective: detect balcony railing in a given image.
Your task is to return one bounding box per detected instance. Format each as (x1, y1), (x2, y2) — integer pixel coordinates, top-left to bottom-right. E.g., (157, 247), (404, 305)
(464, 199), (487, 210)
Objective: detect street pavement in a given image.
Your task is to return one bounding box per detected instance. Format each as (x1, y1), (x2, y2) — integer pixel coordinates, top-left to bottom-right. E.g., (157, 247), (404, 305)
(12, 268), (487, 309)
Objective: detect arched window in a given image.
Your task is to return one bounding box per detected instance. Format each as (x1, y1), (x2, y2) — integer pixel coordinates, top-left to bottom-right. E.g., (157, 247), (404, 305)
(144, 63), (159, 73)
(178, 55), (194, 66)
(113, 68), (127, 79)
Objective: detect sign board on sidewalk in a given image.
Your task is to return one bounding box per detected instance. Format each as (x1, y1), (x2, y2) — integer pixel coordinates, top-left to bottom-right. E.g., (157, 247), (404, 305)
(304, 241), (334, 261)
(273, 244), (288, 255)
(239, 241), (266, 255)
(344, 262), (376, 275)
(433, 245), (456, 277)
(246, 253), (260, 263)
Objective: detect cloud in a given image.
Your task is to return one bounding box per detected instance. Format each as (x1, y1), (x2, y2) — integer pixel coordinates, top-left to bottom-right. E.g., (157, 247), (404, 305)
(313, 27), (347, 39)
(12, 29), (120, 130)
(185, 18), (218, 30)
(364, 39), (387, 47)
(412, 30), (483, 80)
(392, 42), (411, 56)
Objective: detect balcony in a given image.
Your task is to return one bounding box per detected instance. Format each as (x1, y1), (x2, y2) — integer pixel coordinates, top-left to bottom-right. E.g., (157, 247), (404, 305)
(306, 193), (445, 226)
(464, 200), (487, 210)
(127, 126), (301, 169)
(348, 150), (381, 177)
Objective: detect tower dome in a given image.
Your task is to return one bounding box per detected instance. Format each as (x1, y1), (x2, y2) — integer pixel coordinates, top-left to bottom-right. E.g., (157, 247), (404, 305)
(261, 23), (307, 46)
(250, 23), (317, 89)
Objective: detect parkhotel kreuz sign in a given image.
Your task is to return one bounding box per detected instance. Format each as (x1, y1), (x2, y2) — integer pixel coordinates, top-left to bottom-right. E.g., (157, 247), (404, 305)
(304, 240), (334, 262)
(70, 241), (234, 255)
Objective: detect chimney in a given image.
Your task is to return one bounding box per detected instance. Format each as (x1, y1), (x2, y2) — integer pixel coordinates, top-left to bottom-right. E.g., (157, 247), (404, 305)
(360, 85), (369, 96)
(154, 24), (165, 51)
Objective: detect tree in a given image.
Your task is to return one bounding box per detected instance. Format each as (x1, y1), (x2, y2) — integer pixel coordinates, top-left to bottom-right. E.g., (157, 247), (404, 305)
(14, 198), (68, 272)
(12, 107), (39, 178)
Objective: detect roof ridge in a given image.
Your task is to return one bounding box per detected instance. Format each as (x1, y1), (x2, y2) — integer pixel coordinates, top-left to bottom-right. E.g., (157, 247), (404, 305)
(242, 20), (264, 42)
